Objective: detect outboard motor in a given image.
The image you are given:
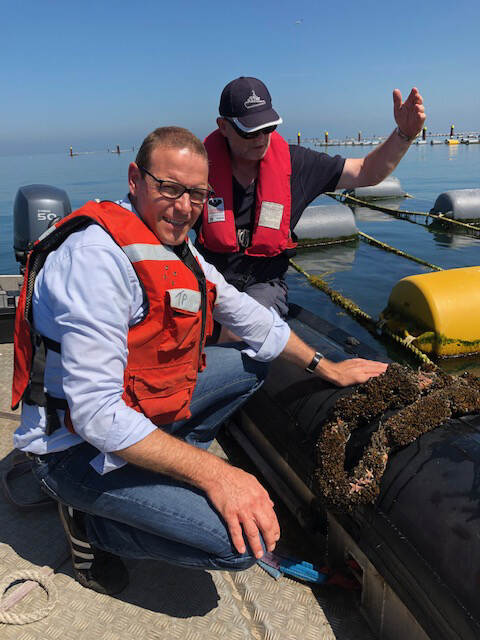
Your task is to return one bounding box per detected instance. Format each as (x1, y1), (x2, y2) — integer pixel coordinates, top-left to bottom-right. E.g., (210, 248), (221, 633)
(13, 184), (71, 270)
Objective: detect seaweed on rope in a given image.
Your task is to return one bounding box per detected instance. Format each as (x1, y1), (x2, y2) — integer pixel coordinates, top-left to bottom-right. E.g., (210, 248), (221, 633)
(288, 259), (436, 368)
(325, 191), (480, 237)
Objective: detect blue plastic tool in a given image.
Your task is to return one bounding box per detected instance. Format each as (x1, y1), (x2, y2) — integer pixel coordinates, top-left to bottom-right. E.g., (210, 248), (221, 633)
(257, 552), (328, 584)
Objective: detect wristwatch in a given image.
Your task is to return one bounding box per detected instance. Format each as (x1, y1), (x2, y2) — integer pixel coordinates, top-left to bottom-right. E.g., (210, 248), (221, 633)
(305, 351), (324, 373)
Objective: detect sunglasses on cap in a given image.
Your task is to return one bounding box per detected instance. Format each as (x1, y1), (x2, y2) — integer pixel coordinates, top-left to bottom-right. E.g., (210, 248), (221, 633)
(226, 119), (277, 140)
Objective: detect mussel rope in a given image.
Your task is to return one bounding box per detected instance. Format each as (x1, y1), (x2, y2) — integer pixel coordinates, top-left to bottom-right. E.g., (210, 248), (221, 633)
(358, 231), (443, 271)
(297, 231), (444, 272)
(325, 192), (480, 236)
(288, 259), (437, 368)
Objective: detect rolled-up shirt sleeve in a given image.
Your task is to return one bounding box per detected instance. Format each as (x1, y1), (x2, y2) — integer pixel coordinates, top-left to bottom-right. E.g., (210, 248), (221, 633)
(194, 248), (291, 360)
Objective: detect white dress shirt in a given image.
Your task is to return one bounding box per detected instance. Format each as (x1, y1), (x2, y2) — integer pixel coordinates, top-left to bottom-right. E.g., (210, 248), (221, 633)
(14, 197), (290, 474)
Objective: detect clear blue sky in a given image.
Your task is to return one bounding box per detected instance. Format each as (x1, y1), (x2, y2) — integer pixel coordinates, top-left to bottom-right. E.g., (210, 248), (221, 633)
(1, 0), (479, 154)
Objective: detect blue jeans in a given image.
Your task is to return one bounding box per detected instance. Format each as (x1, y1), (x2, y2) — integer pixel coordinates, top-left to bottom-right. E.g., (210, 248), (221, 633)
(32, 344), (268, 571)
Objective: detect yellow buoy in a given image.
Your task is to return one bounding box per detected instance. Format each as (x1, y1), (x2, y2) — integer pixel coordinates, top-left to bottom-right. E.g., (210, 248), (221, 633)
(446, 139), (459, 145)
(382, 266), (480, 356)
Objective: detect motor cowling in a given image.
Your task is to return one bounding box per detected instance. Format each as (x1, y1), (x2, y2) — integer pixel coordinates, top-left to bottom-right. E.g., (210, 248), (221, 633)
(13, 184), (71, 269)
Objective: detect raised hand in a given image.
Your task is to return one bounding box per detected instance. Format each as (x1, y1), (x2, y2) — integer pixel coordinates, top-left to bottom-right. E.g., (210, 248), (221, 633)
(393, 88), (426, 139)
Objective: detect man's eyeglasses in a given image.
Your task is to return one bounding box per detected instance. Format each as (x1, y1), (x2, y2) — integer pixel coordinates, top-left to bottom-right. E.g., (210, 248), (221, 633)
(226, 119), (277, 140)
(139, 166), (214, 205)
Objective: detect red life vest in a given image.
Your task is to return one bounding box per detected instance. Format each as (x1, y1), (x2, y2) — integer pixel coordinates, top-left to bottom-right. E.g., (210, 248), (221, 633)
(200, 129), (297, 257)
(12, 200), (216, 429)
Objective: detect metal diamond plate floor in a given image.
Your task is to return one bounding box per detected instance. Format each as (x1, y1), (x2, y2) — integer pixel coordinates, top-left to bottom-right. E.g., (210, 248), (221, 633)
(0, 342), (374, 639)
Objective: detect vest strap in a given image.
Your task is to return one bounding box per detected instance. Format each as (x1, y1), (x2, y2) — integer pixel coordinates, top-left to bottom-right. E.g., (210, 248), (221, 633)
(174, 243), (207, 354)
(44, 394), (69, 436)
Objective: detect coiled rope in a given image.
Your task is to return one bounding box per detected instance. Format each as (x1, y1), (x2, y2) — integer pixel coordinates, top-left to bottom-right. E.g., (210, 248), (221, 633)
(288, 258), (436, 368)
(0, 568), (57, 625)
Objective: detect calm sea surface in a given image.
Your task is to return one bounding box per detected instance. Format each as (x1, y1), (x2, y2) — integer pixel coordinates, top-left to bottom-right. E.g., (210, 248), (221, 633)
(1, 143), (479, 372)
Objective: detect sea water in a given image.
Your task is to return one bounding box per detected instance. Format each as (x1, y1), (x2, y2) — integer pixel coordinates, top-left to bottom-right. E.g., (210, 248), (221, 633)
(1, 143), (479, 370)
(287, 142), (480, 372)
(0, 150), (135, 274)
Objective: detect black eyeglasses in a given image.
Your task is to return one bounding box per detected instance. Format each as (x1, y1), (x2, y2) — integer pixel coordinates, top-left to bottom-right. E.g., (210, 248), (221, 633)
(226, 119), (277, 140)
(139, 166), (214, 205)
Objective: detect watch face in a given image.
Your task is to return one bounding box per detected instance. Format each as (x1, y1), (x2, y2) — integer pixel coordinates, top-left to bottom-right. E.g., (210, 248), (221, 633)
(306, 351), (323, 372)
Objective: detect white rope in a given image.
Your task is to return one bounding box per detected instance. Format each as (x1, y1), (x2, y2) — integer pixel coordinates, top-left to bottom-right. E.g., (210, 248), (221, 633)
(0, 568), (57, 625)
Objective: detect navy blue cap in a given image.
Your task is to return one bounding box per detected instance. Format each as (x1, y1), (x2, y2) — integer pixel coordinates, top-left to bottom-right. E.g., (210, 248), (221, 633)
(219, 77), (283, 132)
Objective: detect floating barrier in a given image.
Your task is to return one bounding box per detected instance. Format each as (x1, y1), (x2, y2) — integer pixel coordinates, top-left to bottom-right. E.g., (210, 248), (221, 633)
(347, 176), (405, 200)
(293, 203), (357, 245)
(326, 191), (480, 236)
(430, 139), (443, 145)
(352, 197), (402, 222)
(430, 188), (480, 221)
(382, 266), (480, 356)
(295, 224), (444, 272)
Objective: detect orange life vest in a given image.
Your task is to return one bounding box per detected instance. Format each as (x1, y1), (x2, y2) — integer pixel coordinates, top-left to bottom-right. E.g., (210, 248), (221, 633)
(12, 200), (216, 429)
(199, 130), (297, 257)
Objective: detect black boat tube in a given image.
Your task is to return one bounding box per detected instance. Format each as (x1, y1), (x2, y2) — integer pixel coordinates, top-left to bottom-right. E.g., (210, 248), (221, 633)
(238, 304), (480, 640)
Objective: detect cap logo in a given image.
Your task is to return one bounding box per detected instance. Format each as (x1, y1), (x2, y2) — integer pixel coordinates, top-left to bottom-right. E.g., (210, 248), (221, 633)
(244, 90), (266, 109)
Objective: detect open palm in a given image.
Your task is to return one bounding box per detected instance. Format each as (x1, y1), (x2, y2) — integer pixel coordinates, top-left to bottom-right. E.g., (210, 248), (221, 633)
(393, 88), (426, 138)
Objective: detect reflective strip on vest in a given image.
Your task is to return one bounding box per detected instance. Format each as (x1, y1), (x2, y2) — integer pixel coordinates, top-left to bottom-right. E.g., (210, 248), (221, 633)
(123, 243), (179, 263)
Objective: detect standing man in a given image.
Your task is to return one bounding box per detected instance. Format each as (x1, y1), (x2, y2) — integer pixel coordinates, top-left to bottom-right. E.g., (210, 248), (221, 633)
(13, 127), (387, 595)
(196, 76), (426, 323)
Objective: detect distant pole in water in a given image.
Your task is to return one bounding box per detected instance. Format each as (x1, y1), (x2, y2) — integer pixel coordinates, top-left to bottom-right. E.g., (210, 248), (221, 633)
(324, 131), (328, 144)
(358, 131), (362, 142)
(297, 131), (301, 145)
(422, 126), (427, 141)
(450, 124), (454, 138)
(116, 144), (120, 154)
(69, 146), (73, 157)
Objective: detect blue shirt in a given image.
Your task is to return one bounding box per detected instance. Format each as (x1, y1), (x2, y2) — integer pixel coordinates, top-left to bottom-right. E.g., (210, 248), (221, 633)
(14, 197), (290, 474)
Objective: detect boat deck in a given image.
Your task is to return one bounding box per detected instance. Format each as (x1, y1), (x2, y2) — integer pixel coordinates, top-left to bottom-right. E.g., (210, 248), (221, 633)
(0, 343), (374, 640)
